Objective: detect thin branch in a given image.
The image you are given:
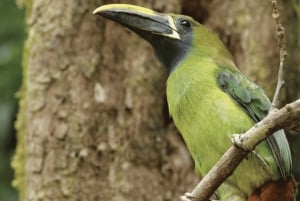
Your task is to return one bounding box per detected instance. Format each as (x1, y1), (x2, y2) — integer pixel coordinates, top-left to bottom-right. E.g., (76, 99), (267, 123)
(181, 99), (300, 201)
(270, 0), (287, 110)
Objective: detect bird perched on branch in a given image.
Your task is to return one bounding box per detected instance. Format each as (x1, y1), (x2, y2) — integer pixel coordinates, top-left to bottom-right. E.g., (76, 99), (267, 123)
(93, 4), (296, 201)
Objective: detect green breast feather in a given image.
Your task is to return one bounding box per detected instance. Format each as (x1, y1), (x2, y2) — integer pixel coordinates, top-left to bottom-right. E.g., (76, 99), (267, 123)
(166, 58), (285, 198)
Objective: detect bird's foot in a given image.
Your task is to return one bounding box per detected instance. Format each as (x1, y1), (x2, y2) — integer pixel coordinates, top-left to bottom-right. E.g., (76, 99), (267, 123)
(180, 192), (195, 201)
(231, 134), (253, 151)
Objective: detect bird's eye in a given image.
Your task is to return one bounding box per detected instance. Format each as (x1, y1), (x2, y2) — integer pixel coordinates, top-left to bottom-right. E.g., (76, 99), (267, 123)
(181, 20), (191, 28)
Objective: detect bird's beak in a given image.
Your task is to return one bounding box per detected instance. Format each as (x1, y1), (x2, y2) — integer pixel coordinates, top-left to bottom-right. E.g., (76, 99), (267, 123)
(93, 4), (180, 40)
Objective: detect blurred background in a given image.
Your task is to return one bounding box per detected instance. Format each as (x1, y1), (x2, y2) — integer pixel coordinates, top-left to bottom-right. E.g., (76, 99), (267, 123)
(0, 0), (24, 200)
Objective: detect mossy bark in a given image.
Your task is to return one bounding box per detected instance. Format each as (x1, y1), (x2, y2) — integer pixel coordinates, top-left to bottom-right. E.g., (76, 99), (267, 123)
(12, 0), (198, 201)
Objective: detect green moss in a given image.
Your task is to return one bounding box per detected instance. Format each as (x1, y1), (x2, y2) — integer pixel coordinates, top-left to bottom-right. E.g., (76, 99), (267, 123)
(11, 37), (30, 201)
(11, 1), (33, 200)
(11, 97), (26, 201)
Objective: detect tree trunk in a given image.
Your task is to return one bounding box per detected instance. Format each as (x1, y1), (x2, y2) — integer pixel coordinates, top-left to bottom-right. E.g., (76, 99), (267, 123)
(13, 0), (299, 201)
(12, 0), (198, 201)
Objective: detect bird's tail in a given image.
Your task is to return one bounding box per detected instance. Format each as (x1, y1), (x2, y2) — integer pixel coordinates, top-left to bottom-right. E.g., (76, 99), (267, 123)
(247, 177), (297, 201)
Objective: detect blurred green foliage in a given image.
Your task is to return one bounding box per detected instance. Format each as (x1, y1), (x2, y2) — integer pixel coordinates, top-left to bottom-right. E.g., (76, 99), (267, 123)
(0, 0), (25, 200)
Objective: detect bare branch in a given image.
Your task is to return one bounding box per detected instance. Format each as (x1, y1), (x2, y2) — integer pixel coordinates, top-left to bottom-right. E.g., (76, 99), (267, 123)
(270, 0), (287, 110)
(181, 99), (300, 201)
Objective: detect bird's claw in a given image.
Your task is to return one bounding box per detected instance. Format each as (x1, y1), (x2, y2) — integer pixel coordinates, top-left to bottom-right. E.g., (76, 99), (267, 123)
(231, 134), (252, 151)
(180, 192), (196, 201)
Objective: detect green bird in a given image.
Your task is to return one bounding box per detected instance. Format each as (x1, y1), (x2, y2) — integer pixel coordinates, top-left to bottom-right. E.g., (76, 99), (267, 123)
(93, 4), (296, 201)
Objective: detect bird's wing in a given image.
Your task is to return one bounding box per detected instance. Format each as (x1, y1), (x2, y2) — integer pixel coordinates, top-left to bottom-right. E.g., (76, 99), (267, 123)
(217, 68), (292, 180)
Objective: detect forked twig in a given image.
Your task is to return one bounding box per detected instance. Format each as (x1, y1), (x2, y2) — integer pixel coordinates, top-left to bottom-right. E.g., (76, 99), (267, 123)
(270, 0), (287, 110)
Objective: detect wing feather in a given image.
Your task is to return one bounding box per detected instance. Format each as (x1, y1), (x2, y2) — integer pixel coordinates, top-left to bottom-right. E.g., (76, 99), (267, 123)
(217, 68), (292, 180)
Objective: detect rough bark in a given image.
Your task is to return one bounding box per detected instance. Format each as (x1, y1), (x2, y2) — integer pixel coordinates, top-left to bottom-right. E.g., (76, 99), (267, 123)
(12, 0), (198, 201)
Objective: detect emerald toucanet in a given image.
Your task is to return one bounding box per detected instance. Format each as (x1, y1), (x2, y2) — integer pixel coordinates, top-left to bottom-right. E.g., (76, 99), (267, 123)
(93, 4), (296, 201)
